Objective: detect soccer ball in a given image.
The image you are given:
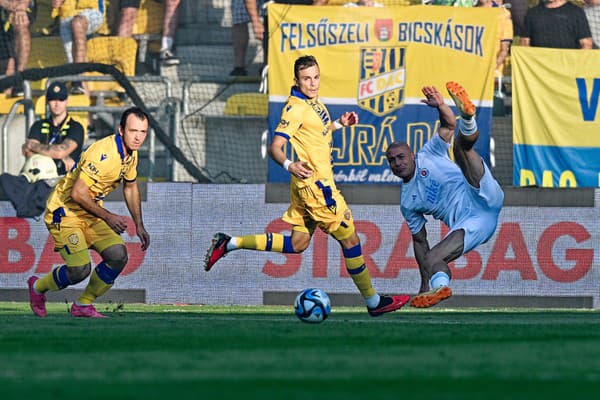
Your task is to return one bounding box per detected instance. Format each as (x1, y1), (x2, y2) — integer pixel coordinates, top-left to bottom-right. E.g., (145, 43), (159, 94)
(294, 288), (331, 323)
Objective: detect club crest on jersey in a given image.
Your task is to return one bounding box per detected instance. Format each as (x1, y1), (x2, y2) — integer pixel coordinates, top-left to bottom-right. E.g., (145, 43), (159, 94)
(100, 154), (107, 161)
(419, 168), (429, 178)
(68, 234), (79, 245)
(357, 47), (406, 116)
(344, 209), (352, 221)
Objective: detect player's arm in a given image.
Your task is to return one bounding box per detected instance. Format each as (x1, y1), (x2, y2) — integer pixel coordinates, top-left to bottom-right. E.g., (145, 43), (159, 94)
(331, 111), (358, 132)
(122, 180), (150, 251)
(412, 226), (432, 293)
(70, 175), (129, 234)
(268, 134), (313, 179)
(412, 226), (430, 268)
(421, 85), (456, 143)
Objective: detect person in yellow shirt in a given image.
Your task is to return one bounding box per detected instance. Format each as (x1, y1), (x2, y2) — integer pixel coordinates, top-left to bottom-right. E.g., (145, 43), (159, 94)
(27, 107), (150, 318)
(205, 55), (410, 317)
(52, 0), (105, 94)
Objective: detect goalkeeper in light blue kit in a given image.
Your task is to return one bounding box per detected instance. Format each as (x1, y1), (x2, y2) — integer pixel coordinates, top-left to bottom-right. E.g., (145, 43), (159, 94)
(386, 82), (504, 307)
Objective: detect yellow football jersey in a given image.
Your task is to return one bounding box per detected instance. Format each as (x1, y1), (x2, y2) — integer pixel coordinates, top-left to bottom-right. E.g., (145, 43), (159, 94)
(275, 88), (335, 189)
(45, 134), (138, 219)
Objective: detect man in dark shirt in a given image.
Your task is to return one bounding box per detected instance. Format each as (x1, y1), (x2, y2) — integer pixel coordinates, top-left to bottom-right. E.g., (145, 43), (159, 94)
(520, 0), (593, 49)
(0, 81), (84, 217)
(22, 81), (85, 175)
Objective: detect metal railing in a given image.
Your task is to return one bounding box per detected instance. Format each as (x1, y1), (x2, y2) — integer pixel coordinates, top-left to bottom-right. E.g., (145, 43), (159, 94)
(1, 75), (178, 180)
(1, 98), (34, 173)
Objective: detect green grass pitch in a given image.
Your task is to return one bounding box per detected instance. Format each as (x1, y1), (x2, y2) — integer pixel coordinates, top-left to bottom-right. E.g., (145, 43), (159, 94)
(1, 302), (599, 399)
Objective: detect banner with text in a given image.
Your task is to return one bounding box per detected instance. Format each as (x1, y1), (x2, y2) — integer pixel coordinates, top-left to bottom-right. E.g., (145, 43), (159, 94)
(512, 47), (600, 188)
(1, 184), (599, 308)
(267, 4), (498, 184)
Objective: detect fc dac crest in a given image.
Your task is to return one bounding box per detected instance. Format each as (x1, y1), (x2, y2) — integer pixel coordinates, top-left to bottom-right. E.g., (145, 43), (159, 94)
(357, 47), (406, 116)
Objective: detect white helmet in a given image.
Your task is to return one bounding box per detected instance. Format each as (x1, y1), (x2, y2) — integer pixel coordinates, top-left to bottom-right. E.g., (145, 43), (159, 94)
(21, 154), (59, 183)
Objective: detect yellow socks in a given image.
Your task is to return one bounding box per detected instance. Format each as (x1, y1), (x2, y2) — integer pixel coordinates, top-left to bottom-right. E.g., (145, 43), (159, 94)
(344, 244), (376, 298)
(78, 269), (112, 305)
(236, 233), (294, 253)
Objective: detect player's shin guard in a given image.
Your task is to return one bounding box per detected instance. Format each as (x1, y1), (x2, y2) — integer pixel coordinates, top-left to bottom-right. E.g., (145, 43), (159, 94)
(237, 233), (295, 253)
(34, 265), (71, 292)
(344, 244), (376, 299)
(78, 261), (120, 305)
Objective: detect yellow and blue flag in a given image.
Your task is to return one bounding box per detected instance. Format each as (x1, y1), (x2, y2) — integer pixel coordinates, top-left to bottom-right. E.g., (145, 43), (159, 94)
(512, 47), (600, 187)
(267, 4), (499, 184)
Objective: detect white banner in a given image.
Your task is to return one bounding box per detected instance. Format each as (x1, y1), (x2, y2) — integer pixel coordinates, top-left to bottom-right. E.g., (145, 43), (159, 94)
(1, 183), (599, 307)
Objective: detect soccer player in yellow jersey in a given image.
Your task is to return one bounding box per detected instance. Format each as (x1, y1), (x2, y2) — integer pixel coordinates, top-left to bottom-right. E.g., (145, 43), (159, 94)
(205, 55), (409, 316)
(27, 107), (150, 318)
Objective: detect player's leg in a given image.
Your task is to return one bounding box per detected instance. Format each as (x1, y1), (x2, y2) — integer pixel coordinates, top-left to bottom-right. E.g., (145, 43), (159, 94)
(204, 226), (313, 271)
(331, 217), (409, 317)
(410, 229), (464, 308)
(28, 221), (93, 317)
(446, 81), (485, 188)
(69, 220), (128, 318)
(29, 250), (92, 318)
(74, 243), (127, 311)
(32, 249), (92, 293)
(205, 196), (316, 270)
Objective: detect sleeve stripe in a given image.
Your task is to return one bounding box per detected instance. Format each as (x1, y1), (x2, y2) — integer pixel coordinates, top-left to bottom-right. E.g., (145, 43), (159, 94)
(274, 131), (290, 140)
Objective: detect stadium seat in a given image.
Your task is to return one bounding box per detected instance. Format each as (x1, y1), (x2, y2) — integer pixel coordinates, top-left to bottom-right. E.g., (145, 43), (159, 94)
(132, 0), (165, 60)
(86, 36), (138, 93)
(27, 36), (67, 69)
(224, 93), (268, 117)
(0, 95), (25, 114)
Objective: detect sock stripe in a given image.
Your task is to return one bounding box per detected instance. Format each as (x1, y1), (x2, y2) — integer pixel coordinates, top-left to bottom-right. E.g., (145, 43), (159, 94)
(52, 265), (71, 289)
(282, 236), (294, 253)
(343, 244), (362, 259)
(265, 233), (273, 251)
(347, 264), (366, 275)
(95, 261), (120, 284)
